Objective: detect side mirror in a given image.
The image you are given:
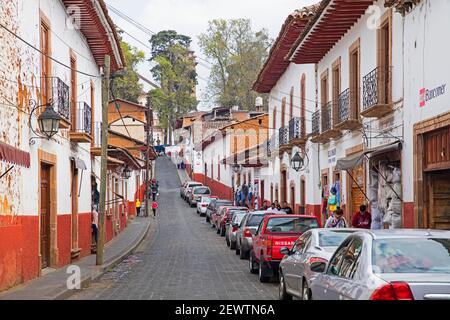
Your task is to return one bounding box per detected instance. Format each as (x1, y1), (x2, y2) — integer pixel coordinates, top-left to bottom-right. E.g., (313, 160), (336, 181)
(310, 261), (327, 273)
(280, 247), (291, 256)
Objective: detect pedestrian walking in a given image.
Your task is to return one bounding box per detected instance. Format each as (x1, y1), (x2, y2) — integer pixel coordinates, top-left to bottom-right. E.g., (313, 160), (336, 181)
(135, 198), (141, 217)
(151, 179), (159, 201)
(152, 200), (158, 217)
(92, 208), (98, 246)
(325, 208), (348, 228)
(352, 204), (372, 229)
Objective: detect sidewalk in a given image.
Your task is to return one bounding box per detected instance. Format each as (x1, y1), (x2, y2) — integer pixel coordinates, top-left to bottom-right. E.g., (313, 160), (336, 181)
(0, 216), (153, 300)
(177, 167), (190, 184)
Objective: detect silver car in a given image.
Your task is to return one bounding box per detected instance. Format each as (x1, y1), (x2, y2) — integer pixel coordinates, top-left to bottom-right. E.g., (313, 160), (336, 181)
(227, 212), (248, 250)
(307, 229), (450, 300)
(182, 182), (203, 201)
(235, 211), (267, 260)
(278, 228), (357, 300)
(188, 186), (211, 207)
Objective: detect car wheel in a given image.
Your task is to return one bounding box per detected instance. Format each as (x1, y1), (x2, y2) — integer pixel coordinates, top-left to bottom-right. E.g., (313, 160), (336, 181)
(302, 280), (312, 301)
(258, 260), (271, 283)
(278, 271), (292, 300)
(220, 226), (226, 237)
(239, 245), (247, 260)
(235, 245), (240, 255)
(226, 236), (230, 247)
(216, 226), (220, 234)
(230, 240), (236, 250)
(249, 252), (258, 274)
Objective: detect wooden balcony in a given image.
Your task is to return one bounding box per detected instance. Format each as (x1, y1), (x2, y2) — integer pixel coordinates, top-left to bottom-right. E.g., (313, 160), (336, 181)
(70, 102), (92, 143)
(361, 67), (394, 118)
(334, 89), (362, 131)
(319, 102), (341, 141)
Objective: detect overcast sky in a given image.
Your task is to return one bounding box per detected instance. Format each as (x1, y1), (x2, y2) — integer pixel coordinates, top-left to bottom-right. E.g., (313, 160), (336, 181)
(105, 0), (318, 110)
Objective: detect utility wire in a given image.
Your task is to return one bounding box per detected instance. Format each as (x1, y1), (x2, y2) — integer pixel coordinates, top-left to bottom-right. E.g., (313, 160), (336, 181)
(0, 22), (101, 78)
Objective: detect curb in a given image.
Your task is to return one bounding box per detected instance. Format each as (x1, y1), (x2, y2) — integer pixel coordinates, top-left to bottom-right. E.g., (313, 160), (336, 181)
(55, 219), (153, 300)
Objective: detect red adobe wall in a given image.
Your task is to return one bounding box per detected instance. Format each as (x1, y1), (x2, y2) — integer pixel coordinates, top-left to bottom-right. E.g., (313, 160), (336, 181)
(78, 212), (92, 259)
(57, 214), (72, 268)
(403, 202), (415, 228)
(0, 216), (39, 292)
(204, 176), (233, 201)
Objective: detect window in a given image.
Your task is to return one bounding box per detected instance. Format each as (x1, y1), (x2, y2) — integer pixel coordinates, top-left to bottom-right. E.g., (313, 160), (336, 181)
(70, 53), (77, 129)
(327, 244), (348, 276)
(266, 217), (319, 234)
(378, 10), (392, 105)
(281, 97), (286, 127)
(292, 232), (310, 254)
(321, 70), (329, 107)
(338, 239), (363, 279)
(349, 39), (360, 119)
(332, 58), (341, 125)
(300, 74), (306, 136)
(40, 15), (51, 106)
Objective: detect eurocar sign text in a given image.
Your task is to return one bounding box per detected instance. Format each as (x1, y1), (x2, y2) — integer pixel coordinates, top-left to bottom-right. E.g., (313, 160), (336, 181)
(420, 84), (446, 107)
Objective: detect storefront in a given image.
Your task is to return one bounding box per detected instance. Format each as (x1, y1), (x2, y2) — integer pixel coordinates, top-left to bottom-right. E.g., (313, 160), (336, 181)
(414, 112), (450, 230)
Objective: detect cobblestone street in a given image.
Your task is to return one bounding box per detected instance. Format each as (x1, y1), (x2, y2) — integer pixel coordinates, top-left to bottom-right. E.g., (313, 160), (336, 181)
(69, 157), (277, 300)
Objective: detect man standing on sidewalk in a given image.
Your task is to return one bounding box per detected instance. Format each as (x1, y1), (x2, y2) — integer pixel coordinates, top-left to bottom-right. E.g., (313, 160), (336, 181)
(135, 198), (141, 217)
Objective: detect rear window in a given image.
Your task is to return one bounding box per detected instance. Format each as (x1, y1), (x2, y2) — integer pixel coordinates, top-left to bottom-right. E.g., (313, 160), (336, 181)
(319, 231), (353, 247)
(194, 187), (210, 195)
(217, 201), (233, 207)
(247, 214), (265, 227)
(372, 238), (450, 274)
(202, 197), (212, 203)
(233, 213), (247, 225)
(188, 183), (202, 188)
(266, 217), (319, 233)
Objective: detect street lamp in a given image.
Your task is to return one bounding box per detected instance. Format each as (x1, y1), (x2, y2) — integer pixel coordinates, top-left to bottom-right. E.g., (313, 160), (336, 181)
(122, 166), (132, 179)
(291, 151), (304, 172)
(29, 99), (62, 145)
(232, 164), (242, 174)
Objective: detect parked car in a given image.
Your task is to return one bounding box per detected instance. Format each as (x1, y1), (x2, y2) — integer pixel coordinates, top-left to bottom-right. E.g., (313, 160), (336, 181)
(278, 228), (357, 300)
(211, 206), (230, 231)
(249, 214), (320, 283)
(235, 211), (268, 259)
(227, 212), (248, 250)
(223, 209), (249, 243)
(180, 181), (188, 198)
(184, 183), (203, 202)
(307, 229), (450, 300)
(181, 182), (202, 200)
(205, 199), (233, 223)
(188, 186), (211, 207)
(197, 196), (218, 215)
(217, 206), (248, 236)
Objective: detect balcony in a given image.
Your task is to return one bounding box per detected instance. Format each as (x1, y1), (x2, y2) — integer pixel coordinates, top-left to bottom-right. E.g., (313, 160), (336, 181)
(335, 89), (361, 131)
(278, 126), (290, 155)
(289, 117), (307, 147)
(91, 122), (102, 156)
(362, 67), (393, 118)
(320, 102), (341, 141)
(70, 102), (92, 143)
(310, 110), (322, 143)
(50, 77), (71, 129)
(267, 132), (279, 158)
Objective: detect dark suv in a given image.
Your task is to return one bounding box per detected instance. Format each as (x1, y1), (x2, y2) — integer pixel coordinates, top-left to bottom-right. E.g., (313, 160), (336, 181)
(205, 199), (233, 223)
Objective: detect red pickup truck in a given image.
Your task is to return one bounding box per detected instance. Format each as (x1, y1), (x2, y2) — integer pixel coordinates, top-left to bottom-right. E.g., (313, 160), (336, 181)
(249, 214), (320, 283)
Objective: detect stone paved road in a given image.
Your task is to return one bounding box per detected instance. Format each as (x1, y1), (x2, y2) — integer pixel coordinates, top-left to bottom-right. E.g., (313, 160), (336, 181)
(69, 157), (277, 300)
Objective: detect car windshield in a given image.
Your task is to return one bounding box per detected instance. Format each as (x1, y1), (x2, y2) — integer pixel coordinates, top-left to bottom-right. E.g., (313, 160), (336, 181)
(319, 231), (353, 247)
(202, 197), (212, 203)
(233, 213), (247, 225)
(247, 214), (265, 227)
(372, 238), (450, 274)
(194, 187), (210, 195)
(266, 217), (319, 233)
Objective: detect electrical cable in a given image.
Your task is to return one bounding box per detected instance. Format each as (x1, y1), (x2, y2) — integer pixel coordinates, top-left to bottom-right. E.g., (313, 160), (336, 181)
(0, 22), (101, 78)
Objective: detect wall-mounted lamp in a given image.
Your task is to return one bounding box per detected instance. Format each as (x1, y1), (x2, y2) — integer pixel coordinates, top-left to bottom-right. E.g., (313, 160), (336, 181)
(29, 99), (62, 145)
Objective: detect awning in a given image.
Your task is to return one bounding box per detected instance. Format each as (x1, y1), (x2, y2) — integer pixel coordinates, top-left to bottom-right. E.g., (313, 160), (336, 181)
(335, 141), (402, 171)
(71, 157), (87, 170)
(0, 141), (30, 168)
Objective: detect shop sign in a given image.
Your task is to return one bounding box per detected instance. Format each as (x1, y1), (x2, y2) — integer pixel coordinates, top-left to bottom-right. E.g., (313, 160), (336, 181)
(328, 148), (337, 165)
(420, 84), (446, 107)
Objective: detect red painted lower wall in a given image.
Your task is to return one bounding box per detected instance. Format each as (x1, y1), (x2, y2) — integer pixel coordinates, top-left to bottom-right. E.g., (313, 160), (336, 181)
(57, 215), (72, 268)
(306, 204), (322, 225)
(403, 202), (415, 228)
(78, 213), (92, 259)
(193, 173), (203, 183)
(204, 176), (233, 201)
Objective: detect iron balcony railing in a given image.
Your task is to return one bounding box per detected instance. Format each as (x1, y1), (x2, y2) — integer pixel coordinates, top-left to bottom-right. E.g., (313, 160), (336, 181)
(75, 102), (92, 135)
(321, 102), (332, 132)
(363, 66), (392, 111)
(279, 126), (289, 146)
(311, 110), (321, 136)
(266, 139), (271, 157)
(289, 117), (306, 142)
(50, 77), (70, 122)
(337, 88), (351, 125)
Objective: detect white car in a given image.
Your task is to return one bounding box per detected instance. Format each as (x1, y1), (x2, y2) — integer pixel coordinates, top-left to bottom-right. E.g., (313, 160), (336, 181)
(197, 196), (217, 215)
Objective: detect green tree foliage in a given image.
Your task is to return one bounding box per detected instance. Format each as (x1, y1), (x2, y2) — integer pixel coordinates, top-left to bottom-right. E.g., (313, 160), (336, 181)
(198, 19), (272, 110)
(111, 41), (145, 103)
(148, 31), (198, 144)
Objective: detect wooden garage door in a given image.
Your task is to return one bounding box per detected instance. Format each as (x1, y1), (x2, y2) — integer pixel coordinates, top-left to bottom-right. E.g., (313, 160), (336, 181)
(428, 172), (450, 230)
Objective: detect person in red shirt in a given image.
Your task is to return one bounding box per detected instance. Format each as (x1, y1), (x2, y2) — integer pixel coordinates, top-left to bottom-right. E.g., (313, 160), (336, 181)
(352, 204), (372, 229)
(152, 201), (158, 217)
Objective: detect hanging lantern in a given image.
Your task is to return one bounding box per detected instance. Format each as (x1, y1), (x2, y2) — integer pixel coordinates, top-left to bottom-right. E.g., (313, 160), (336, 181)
(291, 151), (304, 172)
(122, 166), (132, 179)
(37, 104), (61, 139)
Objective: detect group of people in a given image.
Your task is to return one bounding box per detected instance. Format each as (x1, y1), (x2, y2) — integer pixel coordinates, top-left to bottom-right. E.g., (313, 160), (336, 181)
(324, 204), (372, 229)
(260, 200), (293, 214)
(234, 183), (254, 208)
(136, 179), (160, 217)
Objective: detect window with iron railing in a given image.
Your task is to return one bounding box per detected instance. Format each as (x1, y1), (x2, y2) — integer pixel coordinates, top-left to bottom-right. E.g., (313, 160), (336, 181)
(289, 117), (306, 142)
(278, 127), (289, 146)
(312, 110), (321, 136)
(337, 88), (351, 125)
(321, 102), (332, 132)
(363, 66), (392, 111)
(75, 102), (92, 135)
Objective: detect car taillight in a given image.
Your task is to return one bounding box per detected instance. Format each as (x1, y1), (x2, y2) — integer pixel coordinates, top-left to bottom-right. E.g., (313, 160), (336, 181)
(370, 282), (414, 300)
(202, 204), (207, 207)
(244, 228), (252, 237)
(232, 225), (238, 232)
(308, 257), (328, 265)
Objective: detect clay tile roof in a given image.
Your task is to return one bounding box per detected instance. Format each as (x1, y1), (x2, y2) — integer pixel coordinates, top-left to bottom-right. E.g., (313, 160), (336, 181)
(252, 4), (319, 93)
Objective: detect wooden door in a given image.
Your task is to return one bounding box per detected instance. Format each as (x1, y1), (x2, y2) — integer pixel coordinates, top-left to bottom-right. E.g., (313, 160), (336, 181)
(350, 164), (365, 218)
(71, 165), (78, 251)
(40, 164), (51, 269)
(300, 178), (306, 214)
(428, 172), (450, 230)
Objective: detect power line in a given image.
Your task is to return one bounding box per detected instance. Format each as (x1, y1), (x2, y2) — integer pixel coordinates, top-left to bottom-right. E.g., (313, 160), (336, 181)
(0, 23), (101, 78)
